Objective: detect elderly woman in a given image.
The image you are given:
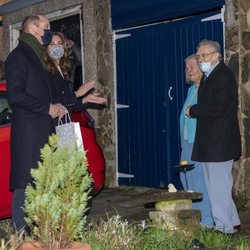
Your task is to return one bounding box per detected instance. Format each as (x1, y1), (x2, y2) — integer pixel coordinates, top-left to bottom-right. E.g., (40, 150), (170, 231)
(179, 54), (214, 228)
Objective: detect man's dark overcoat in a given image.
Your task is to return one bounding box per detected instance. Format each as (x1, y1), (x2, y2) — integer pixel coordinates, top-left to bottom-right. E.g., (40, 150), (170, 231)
(5, 41), (54, 190)
(189, 61), (241, 162)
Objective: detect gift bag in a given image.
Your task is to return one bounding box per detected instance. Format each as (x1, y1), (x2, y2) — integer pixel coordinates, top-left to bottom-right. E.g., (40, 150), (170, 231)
(55, 113), (84, 152)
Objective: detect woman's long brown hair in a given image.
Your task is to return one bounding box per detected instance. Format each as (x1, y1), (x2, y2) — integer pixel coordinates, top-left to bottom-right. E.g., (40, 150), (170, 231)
(44, 32), (71, 79)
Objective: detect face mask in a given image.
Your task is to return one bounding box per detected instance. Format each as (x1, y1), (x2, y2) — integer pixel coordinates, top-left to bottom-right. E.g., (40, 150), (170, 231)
(41, 29), (53, 45)
(49, 45), (64, 60)
(199, 62), (212, 73)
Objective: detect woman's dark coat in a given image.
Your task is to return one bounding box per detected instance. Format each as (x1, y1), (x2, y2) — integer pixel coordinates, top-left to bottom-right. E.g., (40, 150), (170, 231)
(5, 41), (54, 190)
(189, 61), (241, 162)
(48, 70), (87, 125)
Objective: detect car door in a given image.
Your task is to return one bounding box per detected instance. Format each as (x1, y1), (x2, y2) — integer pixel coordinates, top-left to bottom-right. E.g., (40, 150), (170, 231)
(0, 83), (12, 219)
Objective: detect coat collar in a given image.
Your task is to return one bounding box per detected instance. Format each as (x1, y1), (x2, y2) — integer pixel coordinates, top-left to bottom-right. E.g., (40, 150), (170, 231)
(200, 61), (224, 86)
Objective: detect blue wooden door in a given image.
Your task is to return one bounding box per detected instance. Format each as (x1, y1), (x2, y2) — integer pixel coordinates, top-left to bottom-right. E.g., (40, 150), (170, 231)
(116, 10), (224, 188)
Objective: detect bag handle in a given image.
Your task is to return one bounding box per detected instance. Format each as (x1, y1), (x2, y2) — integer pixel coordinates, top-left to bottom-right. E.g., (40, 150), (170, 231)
(57, 112), (71, 126)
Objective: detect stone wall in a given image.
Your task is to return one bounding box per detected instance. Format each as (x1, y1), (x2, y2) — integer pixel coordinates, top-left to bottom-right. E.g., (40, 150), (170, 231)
(95, 0), (116, 187)
(1, 0), (116, 186)
(0, 0), (9, 79)
(1, 0), (249, 203)
(1, 0), (96, 81)
(225, 0), (250, 208)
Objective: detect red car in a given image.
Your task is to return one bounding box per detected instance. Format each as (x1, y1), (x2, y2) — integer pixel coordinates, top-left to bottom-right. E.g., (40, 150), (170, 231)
(0, 82), (105, 219)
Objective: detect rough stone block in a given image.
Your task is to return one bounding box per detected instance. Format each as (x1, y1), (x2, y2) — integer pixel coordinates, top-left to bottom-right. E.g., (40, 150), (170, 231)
(243, 118), (250, 157)
(241, 1), (250, 13)
(155, 199), (192, 211)
(242, 32), (250, 50)
(247, 8), (250, 28)
(241, 83), (250, 117)
(228, 53), (239, 83)
(149, 209), (201, 237)
(242, 53), (250, 84)
(225, 27), (239, 52)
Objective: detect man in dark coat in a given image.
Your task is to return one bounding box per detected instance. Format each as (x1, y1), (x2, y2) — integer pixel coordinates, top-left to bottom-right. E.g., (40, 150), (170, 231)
(185, 40), (241, 234)
(5, 15), (67, 231)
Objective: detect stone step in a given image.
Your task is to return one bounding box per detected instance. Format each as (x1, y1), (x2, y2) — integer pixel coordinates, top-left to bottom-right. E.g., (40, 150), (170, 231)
(155, 199), (192, 211)
(149, 209), (201, 237)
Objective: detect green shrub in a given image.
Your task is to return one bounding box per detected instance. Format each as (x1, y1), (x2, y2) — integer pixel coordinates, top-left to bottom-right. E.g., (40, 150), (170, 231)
(23, 134), (92, 249)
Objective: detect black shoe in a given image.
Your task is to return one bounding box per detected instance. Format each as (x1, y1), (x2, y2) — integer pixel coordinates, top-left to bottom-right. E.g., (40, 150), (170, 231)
(233, 224), (241, 233)
(214, 229), (234, 237)
(189, 239), (205, 249)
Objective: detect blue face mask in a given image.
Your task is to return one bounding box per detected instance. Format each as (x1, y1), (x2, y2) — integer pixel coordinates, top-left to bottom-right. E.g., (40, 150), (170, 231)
(49, 45), (64, 60)
(41, 29), (53, 45)
(199, 61), (212, 73)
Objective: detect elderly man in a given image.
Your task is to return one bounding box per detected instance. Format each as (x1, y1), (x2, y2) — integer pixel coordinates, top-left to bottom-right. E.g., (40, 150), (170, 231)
(185, 40), (241, 234)
(5, 15), (67, 231)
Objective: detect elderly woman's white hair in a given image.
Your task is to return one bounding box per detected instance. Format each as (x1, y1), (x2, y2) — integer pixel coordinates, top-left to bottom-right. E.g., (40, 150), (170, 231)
(184, 54), (199, 84)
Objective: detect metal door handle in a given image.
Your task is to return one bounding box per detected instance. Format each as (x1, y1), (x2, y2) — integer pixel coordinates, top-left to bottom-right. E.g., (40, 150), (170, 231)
(168, 86), (173, 100)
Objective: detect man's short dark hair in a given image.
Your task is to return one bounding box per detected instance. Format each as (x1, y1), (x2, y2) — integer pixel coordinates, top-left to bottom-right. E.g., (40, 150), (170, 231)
(22, 15), (40, 31)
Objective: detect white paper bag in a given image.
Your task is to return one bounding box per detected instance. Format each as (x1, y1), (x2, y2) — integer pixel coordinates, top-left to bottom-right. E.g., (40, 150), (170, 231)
(55, 113), (84, 152)
(74, 122), (84, 152)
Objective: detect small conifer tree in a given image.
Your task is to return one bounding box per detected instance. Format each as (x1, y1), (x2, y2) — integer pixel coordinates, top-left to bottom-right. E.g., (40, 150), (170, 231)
(24, 134), (92, 249)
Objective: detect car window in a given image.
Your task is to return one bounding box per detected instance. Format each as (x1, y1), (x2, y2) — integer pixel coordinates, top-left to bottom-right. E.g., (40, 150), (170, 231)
(0, 91), (12, 126)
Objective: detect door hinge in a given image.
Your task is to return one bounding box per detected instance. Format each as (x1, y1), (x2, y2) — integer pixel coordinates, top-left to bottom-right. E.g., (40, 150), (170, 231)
(116, 104), (129, 109)
(118, 172), (134, 178)
(115, 33), (131, 40)
(201, 13), (222, 22)
(201, 6), (225, 23)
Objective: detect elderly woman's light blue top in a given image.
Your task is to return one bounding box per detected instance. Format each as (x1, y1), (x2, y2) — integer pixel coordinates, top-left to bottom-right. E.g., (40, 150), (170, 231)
(179, 83), (198, 144)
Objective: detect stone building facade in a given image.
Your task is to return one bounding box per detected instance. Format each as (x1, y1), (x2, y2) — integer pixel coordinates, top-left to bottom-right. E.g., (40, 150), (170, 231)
(0, 0), (117, 188)
(95, 0), (250, 207)
(0, 0), (8, 79)
(224, 0), (250, 208)
(98, 0), (250, 208)
(0, 0), (249, 207)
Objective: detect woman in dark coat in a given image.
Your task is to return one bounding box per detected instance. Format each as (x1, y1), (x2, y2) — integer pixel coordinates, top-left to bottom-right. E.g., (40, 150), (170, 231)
(44, 32), (106, 122)
(44, 32), (107, 197)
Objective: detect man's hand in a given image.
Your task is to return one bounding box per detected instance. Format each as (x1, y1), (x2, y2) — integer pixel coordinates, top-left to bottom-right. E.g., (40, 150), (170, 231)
(82, 93), (107, 104)
(49, 103), (68, 118)
(75, 81), (95, 98)
(185, 105), (191, 117)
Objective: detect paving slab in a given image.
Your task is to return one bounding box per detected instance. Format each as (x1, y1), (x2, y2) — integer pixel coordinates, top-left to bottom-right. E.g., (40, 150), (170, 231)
(1, 186), (249, 239)
(88, 186), (202, 222)
(88, 186), (250, 237)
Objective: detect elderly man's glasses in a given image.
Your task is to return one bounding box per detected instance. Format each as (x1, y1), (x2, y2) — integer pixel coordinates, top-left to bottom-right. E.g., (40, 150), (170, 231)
(195, 51), (216, 59)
